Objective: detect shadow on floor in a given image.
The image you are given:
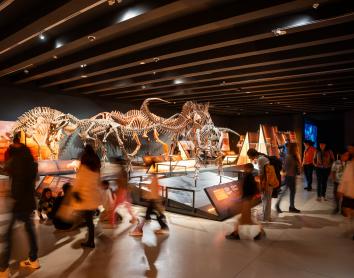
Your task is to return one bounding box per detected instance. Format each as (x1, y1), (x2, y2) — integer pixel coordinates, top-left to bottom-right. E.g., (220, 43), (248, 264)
(264, 215), (341, 230)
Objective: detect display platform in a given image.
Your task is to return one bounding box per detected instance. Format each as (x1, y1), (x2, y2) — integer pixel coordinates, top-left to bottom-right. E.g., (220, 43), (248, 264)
(38, 159), (79, 176)
(131, 171), (259, 221)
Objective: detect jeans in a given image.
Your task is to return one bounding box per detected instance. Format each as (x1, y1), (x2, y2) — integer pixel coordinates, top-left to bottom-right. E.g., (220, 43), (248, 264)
(262, 186), (273, 222)
(0, 212), (38, 271)
(82, 210), (95, 245)
(303, 164), (314, 188)
(316, 168), (331, 198)
(277, 176), (296, 208)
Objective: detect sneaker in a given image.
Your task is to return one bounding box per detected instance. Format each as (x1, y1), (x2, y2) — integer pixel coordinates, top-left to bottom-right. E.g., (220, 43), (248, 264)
(0, 268), (10, 278)
(275, 205), (283, 213)
(225, 232), (240, 240)
(81, 242), (95, 249)
(289, 207), (301, 213)
(19, 258), (40, 269)
(129, 230), (143, 237)
(154, 228), (169, 234)
(254, 233), (262, 240)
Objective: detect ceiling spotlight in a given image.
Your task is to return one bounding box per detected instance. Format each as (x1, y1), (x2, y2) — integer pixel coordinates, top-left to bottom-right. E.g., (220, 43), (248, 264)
(53, 55), (58, 59)
(303, 112), (307, 115)
(141, 85), (146, 89)
(24, 69), (29, 74)
(220, 81), (226, 86)
(88, 35), (96, 42)
(153, 71), (156, 75)
(81, 75), (88, 78)
(286, 105), (291, 108)
(80, 64), (87, 68)
(174, 78), (184, 85)
(55, 41), (63, 48)
(39, 33), (45, 40)
(108, 0), (122, 5)
(273, 28), (287, 36)
(265, 111), (269, 114)
(140, 61), (146, 65)
(245, 91), (251, 94)
(153, 57), (159, 62)
(342, 97), (348, 100)
(327, 83), (333, 86)
(322, 93), (327, 96)
(313, 3), (320, 9)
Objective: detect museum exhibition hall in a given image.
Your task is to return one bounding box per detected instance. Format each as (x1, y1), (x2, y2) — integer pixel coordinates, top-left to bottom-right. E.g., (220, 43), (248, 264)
(0, 0), (354, 278)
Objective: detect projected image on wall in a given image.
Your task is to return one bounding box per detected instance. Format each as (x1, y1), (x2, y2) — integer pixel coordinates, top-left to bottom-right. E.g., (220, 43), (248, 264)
(304, 122), (317, 147)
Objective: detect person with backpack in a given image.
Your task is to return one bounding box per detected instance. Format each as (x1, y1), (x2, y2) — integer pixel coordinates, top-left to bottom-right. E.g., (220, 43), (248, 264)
(247, 148), (280, 222)
(276, 143), (301, 213)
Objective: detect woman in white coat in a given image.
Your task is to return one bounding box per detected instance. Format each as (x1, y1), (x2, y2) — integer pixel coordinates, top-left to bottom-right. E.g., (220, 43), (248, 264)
(72, 145), (101, 248)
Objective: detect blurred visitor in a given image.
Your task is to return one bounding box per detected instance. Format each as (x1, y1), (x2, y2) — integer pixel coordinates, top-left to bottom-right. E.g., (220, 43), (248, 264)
(52, 183), (74, 230)
(337, 144), (354, 240)
(331, 152), (350, 214)
(37, 188), (54, 222)
(302, 140), (316, 191)
(276, 143), (301, 213)
(71, 145), (102, 249)
(226, 163), (263, 240)
(314, 142), (334, 201)
(247, 148), (275, 222)
(111, 166), (137, 226)
(0, 138), (40, 277)
(99, 180), (115, 223)
(130, 174), (168, 236)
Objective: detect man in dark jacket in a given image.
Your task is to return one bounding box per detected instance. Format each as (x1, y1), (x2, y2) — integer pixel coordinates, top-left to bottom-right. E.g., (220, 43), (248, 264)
(0, 139), (40, 277)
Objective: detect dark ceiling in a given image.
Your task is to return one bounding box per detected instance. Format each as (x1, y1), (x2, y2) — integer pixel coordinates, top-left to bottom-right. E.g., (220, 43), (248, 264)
(1, 0), (354, 116)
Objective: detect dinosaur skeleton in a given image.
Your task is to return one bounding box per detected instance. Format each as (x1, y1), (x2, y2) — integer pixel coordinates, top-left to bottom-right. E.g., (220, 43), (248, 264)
(12, 99), (240, 179)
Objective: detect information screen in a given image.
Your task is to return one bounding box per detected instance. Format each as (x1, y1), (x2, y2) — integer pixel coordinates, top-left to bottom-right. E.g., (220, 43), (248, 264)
(304, 122), (318, 147)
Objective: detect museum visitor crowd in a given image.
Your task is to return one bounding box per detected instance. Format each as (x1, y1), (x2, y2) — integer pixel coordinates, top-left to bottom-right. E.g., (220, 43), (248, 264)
(0, 135), (353, 277)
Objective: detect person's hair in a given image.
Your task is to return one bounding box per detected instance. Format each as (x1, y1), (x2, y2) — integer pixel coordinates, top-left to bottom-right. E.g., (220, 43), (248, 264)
(247, 148), (259, 158)
(13, 136), (20, 144)
(62, 183), (71, 194)
(244, 163), (254, 171)
(101, 180), (110, 186)
(304, 139), (313, 146)
(41, 188), (52, 199)
(80, 144), (101, 172)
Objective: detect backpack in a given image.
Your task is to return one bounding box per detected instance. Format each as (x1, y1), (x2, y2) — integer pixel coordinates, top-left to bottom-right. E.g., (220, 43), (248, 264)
(260, 154), (282, 198)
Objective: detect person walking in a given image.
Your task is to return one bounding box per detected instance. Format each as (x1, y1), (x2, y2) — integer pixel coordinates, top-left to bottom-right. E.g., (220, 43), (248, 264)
(276, 143), (301, 213)
(0, 137), (40, 278)
(247, 149), (273, 222)
(331, 152), (349, 214)
(337, 143), (354, 240)
(71, 145), (102, 249)
(302, 140), (316, 191)
(314, 142), (334, 201)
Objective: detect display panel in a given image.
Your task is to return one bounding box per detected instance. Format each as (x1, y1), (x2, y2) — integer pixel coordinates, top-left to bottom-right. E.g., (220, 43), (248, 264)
(304, 122), (317, 147)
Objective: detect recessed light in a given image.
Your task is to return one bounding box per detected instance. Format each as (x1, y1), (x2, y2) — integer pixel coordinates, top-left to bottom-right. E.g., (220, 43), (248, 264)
(269, 102), (273, 105)
(265, 111), (269, 114)
(81, 75), (88, 78)
(342, 97), (348, 100)
(55, 41), (63, 48)
(273, 28), (287, 36)
(141, 85), (146, 89)
(303, 112), (307, 115)
(24, 69), (29, 74)
(286, 105), (291, 108)
(80, 64), (87, 68)
(245, 91), (251, 94)
(140, 61), (145, 65)
(53, 55), (58, 59)
(88, 35), (96, 42)
(39, 33), (45, 40)
(174, 78), (184, 85)
(153, 57), (159, 62)
(153, 71), (156, 75)
(313, 3), (320, 9)
(260, 96), (265, 99)
(327, 83), (333, 86)
(237, 113), (241, 115)
(322, 93), (327, 96)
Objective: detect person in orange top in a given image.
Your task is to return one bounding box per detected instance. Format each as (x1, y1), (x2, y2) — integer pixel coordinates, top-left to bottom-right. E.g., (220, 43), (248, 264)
(302, 140), (316, 191)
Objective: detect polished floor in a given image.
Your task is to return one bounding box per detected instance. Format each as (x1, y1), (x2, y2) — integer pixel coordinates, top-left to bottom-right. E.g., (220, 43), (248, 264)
(1, 176), (353, 278)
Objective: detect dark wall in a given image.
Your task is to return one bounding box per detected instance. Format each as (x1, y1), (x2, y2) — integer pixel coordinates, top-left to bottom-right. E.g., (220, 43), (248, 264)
(344, 110), (354, 147)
